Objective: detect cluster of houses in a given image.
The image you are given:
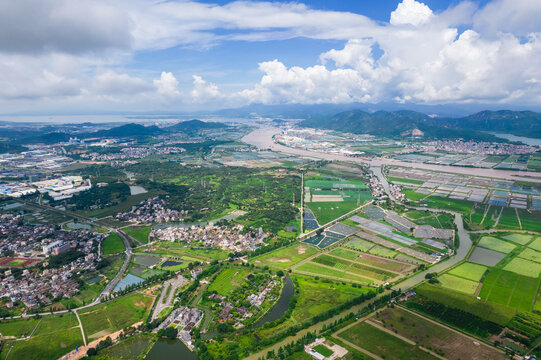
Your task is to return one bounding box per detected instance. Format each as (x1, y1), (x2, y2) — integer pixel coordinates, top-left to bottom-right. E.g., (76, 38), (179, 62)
(369, 175), (386, 197)
(0, 252), (101, 310)
(0, 214), (102, 256)
(155, 306), (202, 350)
(207, 277), (279, 328)
(116, 197), (186, 224)
(152, 224), (268, 252)
(80, 147), (151, 161)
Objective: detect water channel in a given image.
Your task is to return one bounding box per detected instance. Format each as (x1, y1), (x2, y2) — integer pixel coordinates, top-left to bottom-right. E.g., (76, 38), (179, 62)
(254, 276), (294, 328)
(146, 339), (198, 360)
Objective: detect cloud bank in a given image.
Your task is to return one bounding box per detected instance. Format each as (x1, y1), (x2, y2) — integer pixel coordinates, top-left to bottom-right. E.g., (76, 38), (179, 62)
(0, 0), (539, 112)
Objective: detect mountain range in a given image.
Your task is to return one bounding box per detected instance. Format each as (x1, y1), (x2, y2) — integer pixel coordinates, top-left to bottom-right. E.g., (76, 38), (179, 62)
(299, 110), (541, 141)
(9, 119), (228, 144)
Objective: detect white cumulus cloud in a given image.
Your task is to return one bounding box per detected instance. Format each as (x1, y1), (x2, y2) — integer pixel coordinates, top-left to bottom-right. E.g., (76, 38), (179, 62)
(390, 0), (434, 26)
(153, 72), (181, 98)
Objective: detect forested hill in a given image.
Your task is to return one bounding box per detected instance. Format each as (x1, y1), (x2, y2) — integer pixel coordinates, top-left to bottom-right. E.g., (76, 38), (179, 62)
(164, 119), (228, 133)
(7, 119), (229, 145)
(299, 110), (541, 140)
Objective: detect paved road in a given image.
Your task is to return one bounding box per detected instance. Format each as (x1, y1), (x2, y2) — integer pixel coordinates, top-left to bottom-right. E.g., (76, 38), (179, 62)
(242, 127), (541, 183)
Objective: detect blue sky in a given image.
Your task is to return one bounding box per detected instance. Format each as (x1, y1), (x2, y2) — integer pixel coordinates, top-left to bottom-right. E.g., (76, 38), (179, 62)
(0, 0), (539, 114)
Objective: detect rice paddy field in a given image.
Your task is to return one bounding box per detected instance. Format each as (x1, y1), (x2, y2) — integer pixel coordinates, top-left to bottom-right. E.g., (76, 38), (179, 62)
(414, 283), (515, 326)
(527, 237), (541, 252)
(517, 248), (541, 263)
(503, 257), (541, 277)
(502, 233), (533, 245)
(448, 262), (487, 282)
(477, 236), (516, 253)
(468, 247), (507, 267)
(438, 274), (479, 295)
(250, 243), (318, 269)
(479, 269), (539, 312)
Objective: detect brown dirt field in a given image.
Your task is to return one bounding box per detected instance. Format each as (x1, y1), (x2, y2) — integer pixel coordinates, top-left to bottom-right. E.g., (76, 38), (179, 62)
(376, 307), (506, 360)
(298, 246), (306, 255)
(266, 258), (291, 263)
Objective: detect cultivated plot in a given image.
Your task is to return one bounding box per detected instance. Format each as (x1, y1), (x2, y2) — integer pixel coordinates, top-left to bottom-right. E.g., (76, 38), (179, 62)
(477, 236), (516, 254)
(469, 247), (507, 267)
(479, 269), (538, 312)
(438, 274), (479, 295)
(448, 262), (487, 282)
(502, 233), (532, 245)
(504, 257), (541, 278)
(250, 244), (318, 269)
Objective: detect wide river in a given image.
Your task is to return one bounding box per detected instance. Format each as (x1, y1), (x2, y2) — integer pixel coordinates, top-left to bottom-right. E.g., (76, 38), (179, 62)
(242, 127), (541, 183)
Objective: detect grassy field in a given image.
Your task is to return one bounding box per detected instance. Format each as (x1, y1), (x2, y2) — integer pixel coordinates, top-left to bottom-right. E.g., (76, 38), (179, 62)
(338, 321), (437, 360)
(103, 233), (125, 255)
(373, 307), (506, 360)
(503, 233), (533, 245)
(438, 274), (479, 295)
(125, 226), (152, 244)
(257, 275), (372, 337)
(478, 236), (516, 253)
(0, 318), (40, 337)
(479, 269), (538, 312)
(504, 257), (541, 277)
(307, 201), (360, 225)
(208, 268), (250, 296)
(80, 293), (154, 340)
(1, 314), (82, 360)
(153, 241), (229, 260)
(448, 262), (487, 282)
(415, 283), (515, 325)
(250, 244), (318, 269)
(295, 262), (374, 284)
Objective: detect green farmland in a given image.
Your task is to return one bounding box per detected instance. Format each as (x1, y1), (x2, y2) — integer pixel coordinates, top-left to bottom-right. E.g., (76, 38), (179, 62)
(448, 262), (487, 282)
(208, 268), (251, 296)
(103, 233), (125, 255)
(479, 269), (539, 312)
